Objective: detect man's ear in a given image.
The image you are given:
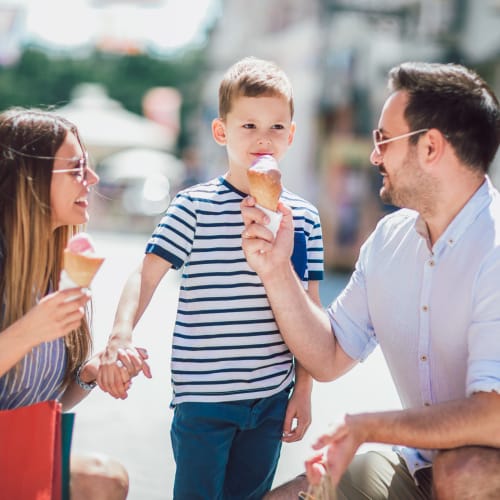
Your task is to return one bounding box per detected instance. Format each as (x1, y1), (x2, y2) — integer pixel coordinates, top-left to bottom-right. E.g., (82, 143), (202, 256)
(288, 122), (296, 146)
(212, 118), (227, 145)
(422, 128), (445, 165)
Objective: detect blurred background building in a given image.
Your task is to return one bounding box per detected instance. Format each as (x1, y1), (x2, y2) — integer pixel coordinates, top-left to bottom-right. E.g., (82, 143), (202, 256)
(1, 0), (499, 269)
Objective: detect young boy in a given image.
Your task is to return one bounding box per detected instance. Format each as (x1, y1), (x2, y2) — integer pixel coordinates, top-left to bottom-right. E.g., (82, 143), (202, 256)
(99, 57), (324, 499)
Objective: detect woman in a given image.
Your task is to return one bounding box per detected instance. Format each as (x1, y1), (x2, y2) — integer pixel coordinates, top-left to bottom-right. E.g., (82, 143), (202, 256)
(0, 107), (130, 499)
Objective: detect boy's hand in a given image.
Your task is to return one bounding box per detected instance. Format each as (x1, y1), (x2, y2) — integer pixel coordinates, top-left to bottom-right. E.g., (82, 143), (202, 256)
(282, 384), (312, 443)
(97, 342), (151, 399)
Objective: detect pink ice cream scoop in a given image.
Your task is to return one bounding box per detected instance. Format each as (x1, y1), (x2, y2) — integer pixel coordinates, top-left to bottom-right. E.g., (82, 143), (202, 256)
(60, 233), (104, 288)
(67, 232), (96, 254)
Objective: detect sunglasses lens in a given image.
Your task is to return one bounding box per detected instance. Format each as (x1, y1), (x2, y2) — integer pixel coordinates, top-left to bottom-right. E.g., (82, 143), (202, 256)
(80, 154), (90, 182)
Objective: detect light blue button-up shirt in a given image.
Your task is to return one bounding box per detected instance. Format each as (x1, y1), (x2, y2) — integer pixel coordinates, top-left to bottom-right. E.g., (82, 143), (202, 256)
(327, 176), (500, 476)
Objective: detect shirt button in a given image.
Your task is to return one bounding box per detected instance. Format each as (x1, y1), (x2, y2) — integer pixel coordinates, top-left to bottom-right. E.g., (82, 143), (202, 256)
(422, 305), (428, 312)
(429, 260), (435, 267)
(424, 402), (431, 407)
(420, 355), (428, 362)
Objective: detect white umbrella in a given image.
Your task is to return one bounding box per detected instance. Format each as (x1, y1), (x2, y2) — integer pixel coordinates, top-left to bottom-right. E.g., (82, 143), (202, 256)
(55, 83), (174, 162)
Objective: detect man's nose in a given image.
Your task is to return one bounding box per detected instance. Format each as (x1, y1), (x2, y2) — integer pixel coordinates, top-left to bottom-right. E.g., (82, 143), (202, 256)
(370, 147), (382, 166)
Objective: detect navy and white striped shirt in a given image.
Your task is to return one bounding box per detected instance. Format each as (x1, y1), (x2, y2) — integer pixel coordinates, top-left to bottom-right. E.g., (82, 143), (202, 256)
(146, 176), (324, 405)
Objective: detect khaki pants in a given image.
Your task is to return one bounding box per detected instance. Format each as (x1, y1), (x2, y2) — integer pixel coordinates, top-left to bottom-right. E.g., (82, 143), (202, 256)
(336, 450), (432, 500)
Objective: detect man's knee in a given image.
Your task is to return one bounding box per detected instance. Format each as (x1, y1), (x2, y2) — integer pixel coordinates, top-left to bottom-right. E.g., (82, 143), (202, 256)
(71, 453), (129, 500)
(263, 473), (309, 499)
(433, 446), (500, 500)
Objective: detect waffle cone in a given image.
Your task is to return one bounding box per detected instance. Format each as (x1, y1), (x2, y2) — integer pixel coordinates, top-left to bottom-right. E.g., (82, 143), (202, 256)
(247, 167), (282, 211)
(63, 249), (105, 287)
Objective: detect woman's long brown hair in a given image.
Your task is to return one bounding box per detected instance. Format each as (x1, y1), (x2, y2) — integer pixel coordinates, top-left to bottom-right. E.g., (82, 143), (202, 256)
(0, 108), (92, 385)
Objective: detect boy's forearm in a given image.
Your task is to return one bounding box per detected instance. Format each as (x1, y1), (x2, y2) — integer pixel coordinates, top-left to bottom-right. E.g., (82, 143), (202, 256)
(294, 360), (313, 392)
(110, 271), (142, 340)
(110, 254), (172, 342)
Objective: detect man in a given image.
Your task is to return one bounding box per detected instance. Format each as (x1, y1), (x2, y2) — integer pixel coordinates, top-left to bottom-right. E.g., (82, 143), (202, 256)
(241, 62), (500, 499)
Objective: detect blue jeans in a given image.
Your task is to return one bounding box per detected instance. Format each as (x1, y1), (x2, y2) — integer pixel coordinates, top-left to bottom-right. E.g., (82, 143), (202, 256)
(170, 387), (291, 500)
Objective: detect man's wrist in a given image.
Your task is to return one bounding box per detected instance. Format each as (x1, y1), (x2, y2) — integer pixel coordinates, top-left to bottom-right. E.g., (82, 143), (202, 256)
(346, 413), (372, 445)
(260, 260), (294, 288)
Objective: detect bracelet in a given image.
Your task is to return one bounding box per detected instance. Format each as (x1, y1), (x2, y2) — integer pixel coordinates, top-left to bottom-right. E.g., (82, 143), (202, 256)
(75, 363), (97, 391)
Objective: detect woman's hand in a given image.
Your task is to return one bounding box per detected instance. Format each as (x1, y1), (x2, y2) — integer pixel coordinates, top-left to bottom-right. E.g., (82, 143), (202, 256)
(0, 288), (90, 377)
(22, 288), (90, 345)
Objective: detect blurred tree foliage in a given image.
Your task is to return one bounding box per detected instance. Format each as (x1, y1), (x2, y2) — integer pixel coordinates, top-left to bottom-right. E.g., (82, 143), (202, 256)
(0, 47), (208, 152)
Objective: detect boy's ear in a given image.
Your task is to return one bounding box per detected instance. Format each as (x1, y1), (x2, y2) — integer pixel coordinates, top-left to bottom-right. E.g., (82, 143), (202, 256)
(212, 118), (227, 145)
(288, 122), (296, 146)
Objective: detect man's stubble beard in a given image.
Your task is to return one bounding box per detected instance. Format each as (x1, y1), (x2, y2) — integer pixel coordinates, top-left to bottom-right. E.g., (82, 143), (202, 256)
(379, 149), (435, 212)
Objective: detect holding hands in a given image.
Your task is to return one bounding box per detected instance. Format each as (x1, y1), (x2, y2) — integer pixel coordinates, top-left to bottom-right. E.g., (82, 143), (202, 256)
(97, 340), (152, 400)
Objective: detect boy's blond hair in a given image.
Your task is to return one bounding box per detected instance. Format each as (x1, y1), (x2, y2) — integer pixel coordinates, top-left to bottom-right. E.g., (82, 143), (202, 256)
(218, 57), (294, 120)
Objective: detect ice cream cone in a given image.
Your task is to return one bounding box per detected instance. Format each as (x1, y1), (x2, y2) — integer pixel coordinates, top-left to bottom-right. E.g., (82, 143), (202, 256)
(247, 155), (282, 211)
(63, 249), (105, 288)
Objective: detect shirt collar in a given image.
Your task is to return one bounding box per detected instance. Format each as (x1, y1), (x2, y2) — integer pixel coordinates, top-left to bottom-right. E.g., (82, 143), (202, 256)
(414, 176), (493, 254)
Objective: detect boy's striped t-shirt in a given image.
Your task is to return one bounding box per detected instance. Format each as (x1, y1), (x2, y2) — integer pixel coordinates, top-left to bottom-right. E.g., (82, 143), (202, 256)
(146, 176), (324, 406)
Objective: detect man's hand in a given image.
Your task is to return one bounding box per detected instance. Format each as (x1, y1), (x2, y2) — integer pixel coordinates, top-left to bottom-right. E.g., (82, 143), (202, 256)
(241, 197), (294, 278)
(306, 415), (365, 487)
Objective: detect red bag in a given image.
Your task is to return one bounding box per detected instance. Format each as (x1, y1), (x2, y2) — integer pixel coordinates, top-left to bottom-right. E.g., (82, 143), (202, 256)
(0, 400), (63, 500)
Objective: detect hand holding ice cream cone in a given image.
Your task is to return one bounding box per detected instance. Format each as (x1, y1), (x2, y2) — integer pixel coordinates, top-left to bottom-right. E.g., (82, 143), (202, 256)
(247, 155), (283, 236)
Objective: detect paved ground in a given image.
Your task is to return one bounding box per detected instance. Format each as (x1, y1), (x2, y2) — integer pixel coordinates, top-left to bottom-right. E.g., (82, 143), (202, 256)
(71, 231), (400, 499)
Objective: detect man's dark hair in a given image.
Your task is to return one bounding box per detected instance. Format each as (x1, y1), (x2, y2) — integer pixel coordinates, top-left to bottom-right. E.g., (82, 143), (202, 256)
(388, 62), (500, 173)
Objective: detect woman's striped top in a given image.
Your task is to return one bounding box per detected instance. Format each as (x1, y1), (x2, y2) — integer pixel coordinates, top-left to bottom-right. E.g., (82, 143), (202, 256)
(0, 338), (66, 410)
(0, 247), (67, 409)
